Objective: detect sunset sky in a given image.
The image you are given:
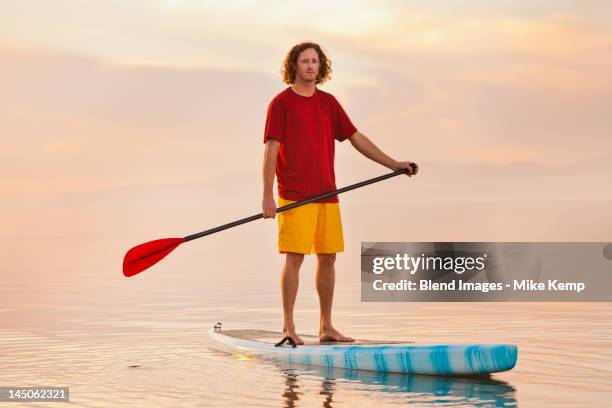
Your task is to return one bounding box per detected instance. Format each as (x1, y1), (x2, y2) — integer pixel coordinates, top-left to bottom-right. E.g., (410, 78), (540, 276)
(1, 1), (611, 249)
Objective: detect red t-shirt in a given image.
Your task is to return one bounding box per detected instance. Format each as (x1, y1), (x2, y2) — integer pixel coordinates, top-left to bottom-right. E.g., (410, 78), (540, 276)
(263, 87), (357, 203)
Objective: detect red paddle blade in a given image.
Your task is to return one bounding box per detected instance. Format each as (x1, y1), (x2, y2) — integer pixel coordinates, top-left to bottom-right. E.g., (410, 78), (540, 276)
(123, 237), (185, 277)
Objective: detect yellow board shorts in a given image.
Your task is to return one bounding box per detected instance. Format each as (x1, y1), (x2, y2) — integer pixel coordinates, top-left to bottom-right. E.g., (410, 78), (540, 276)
(277, 197), (344, 254)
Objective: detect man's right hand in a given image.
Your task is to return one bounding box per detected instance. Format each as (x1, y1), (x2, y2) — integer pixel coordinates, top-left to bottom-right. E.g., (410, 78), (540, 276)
(262, 195), (277, 219)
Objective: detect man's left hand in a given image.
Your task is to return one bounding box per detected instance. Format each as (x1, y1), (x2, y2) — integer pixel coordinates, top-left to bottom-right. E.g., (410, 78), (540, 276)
(393, 161), (419, 176)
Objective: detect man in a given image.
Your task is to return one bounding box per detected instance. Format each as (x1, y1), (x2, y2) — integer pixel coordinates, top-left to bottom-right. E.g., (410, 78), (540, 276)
(262, 42), (417, 344)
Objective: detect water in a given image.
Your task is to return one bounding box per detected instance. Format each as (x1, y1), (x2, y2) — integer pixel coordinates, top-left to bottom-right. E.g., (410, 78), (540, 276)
(1, 237), (611, 407)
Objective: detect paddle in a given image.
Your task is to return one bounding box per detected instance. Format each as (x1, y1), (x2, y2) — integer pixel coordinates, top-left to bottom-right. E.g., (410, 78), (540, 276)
(123, 165), (416, 277)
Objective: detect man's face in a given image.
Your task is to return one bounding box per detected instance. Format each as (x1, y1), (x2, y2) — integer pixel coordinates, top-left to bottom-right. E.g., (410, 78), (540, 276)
(295, 48), (319, 83)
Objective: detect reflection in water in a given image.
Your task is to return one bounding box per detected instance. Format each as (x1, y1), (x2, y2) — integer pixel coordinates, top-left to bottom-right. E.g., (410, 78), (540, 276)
(277, 363), (516, 407)
(280, 367), (301, 408)
(208, 348), (517, 407)
(319, 374), (335, 408)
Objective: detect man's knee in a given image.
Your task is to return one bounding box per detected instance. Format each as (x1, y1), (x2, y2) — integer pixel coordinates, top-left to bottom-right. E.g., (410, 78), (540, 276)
(317, 253), (336, 268)
(285, 253), (305, 269)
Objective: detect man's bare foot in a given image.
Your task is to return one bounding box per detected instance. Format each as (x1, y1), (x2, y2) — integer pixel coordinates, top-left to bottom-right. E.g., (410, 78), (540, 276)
(283, 329), (304, 345)
(319, 327), (355, 342)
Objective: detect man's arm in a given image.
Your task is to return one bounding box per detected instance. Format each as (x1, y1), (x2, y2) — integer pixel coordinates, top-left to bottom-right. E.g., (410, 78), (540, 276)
(262, 139), (280, 218)
(348, 131), (418, 175)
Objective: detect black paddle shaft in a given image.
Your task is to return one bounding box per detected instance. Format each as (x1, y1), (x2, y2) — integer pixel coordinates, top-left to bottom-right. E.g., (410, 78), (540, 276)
(184, 165), (415, 242)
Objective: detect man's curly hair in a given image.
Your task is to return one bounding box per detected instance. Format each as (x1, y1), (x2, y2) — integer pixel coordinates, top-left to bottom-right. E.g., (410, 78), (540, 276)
(281, 42), (332, 85)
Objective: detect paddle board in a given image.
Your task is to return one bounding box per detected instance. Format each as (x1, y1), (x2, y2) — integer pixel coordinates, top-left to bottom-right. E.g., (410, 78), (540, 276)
(208, 327), (517, 375)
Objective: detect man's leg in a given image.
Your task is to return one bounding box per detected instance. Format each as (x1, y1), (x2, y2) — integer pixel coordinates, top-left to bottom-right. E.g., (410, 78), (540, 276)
(316, 253), (354, 342)
(282, 252), (305, 344)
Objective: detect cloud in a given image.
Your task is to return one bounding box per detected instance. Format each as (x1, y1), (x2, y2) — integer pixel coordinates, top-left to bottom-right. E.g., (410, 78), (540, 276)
(0, 47), (282, 198)
(1, 4), (611, 241)
(314, 13), (612, 163)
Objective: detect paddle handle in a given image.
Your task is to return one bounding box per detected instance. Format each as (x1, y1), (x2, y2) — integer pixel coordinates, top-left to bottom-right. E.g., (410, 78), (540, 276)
(184, 167), (413, 242)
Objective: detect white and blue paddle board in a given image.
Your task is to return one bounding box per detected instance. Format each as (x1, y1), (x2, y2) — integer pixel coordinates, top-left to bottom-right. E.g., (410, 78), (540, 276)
(208, 328), (517, 375)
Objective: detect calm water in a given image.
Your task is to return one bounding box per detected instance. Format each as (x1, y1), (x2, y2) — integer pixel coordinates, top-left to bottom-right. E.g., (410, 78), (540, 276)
(1, 237), (611, 407)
